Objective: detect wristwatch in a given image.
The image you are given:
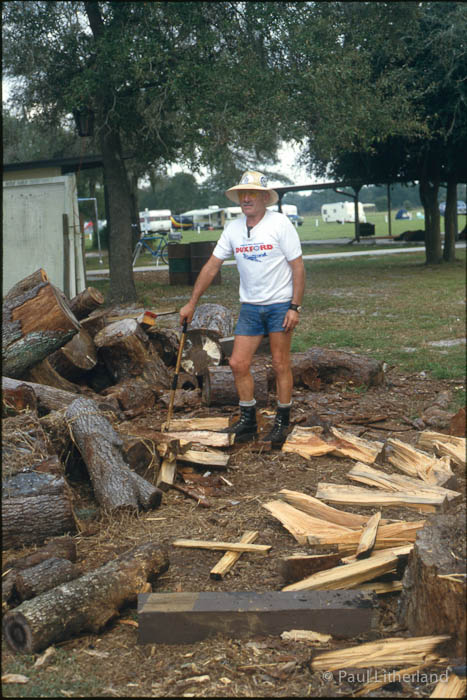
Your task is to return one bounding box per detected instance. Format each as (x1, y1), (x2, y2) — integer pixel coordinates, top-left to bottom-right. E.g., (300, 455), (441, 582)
(289, 303), (302, 313)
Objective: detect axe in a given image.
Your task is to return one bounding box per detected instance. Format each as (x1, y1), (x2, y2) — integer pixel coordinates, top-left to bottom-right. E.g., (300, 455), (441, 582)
(164, 319), (188, 432)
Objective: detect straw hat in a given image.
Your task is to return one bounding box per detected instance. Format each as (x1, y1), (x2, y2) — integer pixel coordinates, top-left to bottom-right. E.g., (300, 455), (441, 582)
(225, 170), (279, 206)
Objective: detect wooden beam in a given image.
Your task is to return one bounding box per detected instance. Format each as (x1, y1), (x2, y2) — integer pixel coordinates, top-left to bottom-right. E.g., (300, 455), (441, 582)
(156, 458), (177, 492)
(172, 539), (271, 554)
(278, 489), (372, 529)
(262, 500), (353, 545)
(137, 590), (378, 644)
(315, 482), (445, 512)
(356, 511), (381, 559)
(348, 462), (461, 501)
(210, 530), (258, 579)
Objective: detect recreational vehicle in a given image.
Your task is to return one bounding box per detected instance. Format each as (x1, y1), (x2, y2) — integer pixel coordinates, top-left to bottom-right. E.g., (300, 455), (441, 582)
(139, 208), (172, 234)
(321, 202), (366, 224)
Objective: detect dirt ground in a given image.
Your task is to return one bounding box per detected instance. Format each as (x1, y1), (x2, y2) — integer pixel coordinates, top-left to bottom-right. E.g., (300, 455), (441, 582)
(2, 369), (466, 698)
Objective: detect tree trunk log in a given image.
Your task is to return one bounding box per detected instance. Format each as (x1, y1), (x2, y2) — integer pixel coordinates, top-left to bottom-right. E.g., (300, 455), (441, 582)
(181, 329), (223, 375)
(26, 358), (84, 394)
(69, 287), (105, 320)
(202, 365), (268, 407)
(101, 379), (159, 417)
(48, 328), (97, 381)
(2, 472), (75, 549)
(399, 508), (466, 656)
(2, 541), (169, 654)
(146, 328), (181, 366)
(65, 397), (162, 511)
(2, 382), (38, 416)
(4, 536), (77, 571)
(15, 557), (81, 602)
(289, 348), (384, 389)
(190, 303), (235, 337)
(79, 309), (109, 338)
(94, 318), (170, 389)
(419, 176), (442, 264)
(443, 179), (458, 262)
(2, 274), (81, 379)
(3, 269), (48, 304)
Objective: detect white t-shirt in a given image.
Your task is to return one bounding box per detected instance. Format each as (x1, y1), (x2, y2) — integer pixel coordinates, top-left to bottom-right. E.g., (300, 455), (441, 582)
(213, 210), (303, 305)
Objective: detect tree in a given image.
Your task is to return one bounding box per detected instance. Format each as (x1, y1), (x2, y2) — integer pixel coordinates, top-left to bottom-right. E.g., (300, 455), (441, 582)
(3, 1), (295, 302)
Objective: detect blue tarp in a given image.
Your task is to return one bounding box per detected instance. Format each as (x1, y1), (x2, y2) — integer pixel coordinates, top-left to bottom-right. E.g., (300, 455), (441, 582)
(395, 208), (410, 220)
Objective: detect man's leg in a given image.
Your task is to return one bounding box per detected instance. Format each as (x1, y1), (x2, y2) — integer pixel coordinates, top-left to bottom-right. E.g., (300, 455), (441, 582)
(263, 330), (293, 445)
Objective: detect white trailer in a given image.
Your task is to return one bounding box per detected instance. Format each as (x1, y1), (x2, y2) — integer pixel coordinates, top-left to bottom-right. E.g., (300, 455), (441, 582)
(139, 208), (172, 234)
(321, 201), (366, 223)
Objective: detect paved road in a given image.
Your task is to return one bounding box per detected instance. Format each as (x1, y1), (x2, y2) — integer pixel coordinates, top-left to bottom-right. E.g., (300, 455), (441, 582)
(86, 242), (465, 279)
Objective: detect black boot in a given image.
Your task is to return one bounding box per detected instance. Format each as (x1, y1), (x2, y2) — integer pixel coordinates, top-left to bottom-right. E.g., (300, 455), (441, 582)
(220, 404), (257, 443)
(262, 405), (290, 447)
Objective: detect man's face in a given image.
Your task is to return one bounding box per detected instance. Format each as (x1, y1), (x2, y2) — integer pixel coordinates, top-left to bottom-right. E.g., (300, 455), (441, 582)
(238, 190), (268, 218)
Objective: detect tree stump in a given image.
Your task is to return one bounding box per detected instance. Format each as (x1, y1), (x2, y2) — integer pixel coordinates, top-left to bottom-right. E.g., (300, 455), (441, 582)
(2, 541), (169, 654)
(2, 271), (81, 379)
(399, 507), (466, 656)
(94, 318), (171, 389)
(65, 397), (162, 511)
(48, 328), (97, 381)
(190, 303), (235, 337)
(289, 348), (385, 389)
(69, 287), (105, 320)
(2, 472), (75, 549)
(202, 365), (268, 407)
(15, 557), (81, 602)
(181, 329), (223, 375)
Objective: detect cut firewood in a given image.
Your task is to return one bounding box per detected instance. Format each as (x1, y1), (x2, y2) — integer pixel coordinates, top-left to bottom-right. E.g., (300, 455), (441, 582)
(171, 482), (211, 507)
(315, 482), (445, 512)
(172, 539), (271, 554)
(385, 437), (455, 487)
(430, 672), (467, 698)
(2, 381), (38, 415)
(282, 546), (412, 592)
(417, 430), (466, 468)
(163, 429), (234, 448)
(262, 500), (353, 545)
(15, 557), (80, 601)
(281, 426), (337, 459)
(329, 427), (384, 463)
(210, 531), (259, 580)
(189, 303), (235, 338)
(280, 629), (332, 643)
(2, 471), (75, 549)
(180, 329), (223, 376)
(348, 580), (403, 594)
(348, 462), (461, 501)
(65, 397), (162, 511)
(48, 328), (97, 381)
(278, 489), (375, 529)
(68, 287), (104, 320)
(26, 357), (84, 393)
(354, 659), (440, 696)
(202, 364), (268, 407)
(160, 417), (230, 432)
(310, 635), (450, 671)
(3, 271), (81, 378)
(356, 511), (381, 559)
(281, 553), (342, 583)
(175, 447), (230, 469)
(315, 519), (426, 549)
(156, 458), (177, 492)
(94, 318), (171, 389)
(2, 542), (169, 654)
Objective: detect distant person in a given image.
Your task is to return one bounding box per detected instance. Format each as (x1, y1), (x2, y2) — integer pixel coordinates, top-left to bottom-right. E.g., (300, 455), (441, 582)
(179, 170), (305, 446)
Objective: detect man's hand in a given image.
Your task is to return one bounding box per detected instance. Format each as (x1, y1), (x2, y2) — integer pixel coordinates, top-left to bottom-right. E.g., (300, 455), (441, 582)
(179, 302), (196, 326)
(282, 309), (299, 333)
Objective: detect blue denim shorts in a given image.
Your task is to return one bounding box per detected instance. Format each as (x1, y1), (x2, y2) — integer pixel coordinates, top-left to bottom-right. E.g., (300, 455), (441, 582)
(234, 302), (291, 336)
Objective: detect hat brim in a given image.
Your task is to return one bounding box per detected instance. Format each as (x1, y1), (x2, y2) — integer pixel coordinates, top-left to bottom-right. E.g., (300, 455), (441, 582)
(225, 184), (279, 207)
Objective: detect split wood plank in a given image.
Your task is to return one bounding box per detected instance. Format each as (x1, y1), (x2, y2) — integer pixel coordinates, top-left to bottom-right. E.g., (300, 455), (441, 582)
(310, 634), (450, 671)
(386, 437), (454, 487)
(278, 489), (380, 528)
(348, 580), (403, 594)
(172, 539), (271, 554)
(262, 500), (353, 546)
(430, 672), (467, 698)
(163, 429), (234, 448)
(156, 459), (177, 491)
(315, 482), (445, 512)
(418, 430), (466, 468)
(348, 462), (461, 501)
(329, 427), (384, 463)
(160, 417), (230, 432)
(174, 447), (230, 468)
(210, 530), (259, 579)
(137, 590), (378, 644)
(281, 426), (337, 459)
(282, 545), (412, 592)
(356, 511), (381, 559)
(317, 519), (426, 549)
(354, 658), (442, 697)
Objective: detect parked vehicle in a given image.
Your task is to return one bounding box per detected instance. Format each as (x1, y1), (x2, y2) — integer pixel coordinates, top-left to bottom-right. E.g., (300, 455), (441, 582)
(139, 208), (172, 233)
(439, 200), (467, 215)
(321, 201), (366, 223)
(287, 213), (304, 226)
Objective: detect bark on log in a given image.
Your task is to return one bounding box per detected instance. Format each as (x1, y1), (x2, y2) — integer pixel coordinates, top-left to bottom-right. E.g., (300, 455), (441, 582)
(69, 287), (105, 320)
(202, 365), (268, 407)
(48, 328), (97, 381)
(79, 309), (109, 338)
(2, 376), (120, 417)
(146, 328), (181, 366)
(2, 541), (169, 654)
(289, 348), (384, 389)
(3, 269), (49, 304)
(94, 318), (170, 389)
(181, 329), (223, 375)
(15, 557), (81, 602)
(101, 379), (159, 416)
(190, 303), (235, 337)
(65, 397), (162, 511)
(2, 382), (38, 416)
(399, 509), (466, 656)
(27, 357), (84, 393)
(2, 472), (75, 549)
(4, 536), (77, 571)
(2, 273), (81, 378)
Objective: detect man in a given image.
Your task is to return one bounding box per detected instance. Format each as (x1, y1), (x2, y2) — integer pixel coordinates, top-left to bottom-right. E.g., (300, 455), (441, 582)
(179, 170), (305, 446)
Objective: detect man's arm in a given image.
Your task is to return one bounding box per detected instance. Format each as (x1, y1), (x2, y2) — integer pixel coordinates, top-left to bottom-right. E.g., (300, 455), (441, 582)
(179, 254), (224, 324)
(282, 256), (306, 332)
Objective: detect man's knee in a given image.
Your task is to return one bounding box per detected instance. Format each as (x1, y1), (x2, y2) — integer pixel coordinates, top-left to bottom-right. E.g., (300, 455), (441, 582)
(229, 355), (250, 376)
(271, 354), (290, 376)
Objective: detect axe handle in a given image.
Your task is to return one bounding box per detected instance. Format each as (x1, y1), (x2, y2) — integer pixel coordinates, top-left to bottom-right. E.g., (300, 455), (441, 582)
(165, 319), (188, 430)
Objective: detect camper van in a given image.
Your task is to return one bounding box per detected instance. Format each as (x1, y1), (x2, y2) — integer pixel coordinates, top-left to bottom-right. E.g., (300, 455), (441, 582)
(321, 202), (366, 224)
(139, 208), (172, 234)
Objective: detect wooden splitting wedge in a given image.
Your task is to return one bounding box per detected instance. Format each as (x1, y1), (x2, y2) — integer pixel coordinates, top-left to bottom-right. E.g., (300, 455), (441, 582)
(164, 319), (188, 432)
